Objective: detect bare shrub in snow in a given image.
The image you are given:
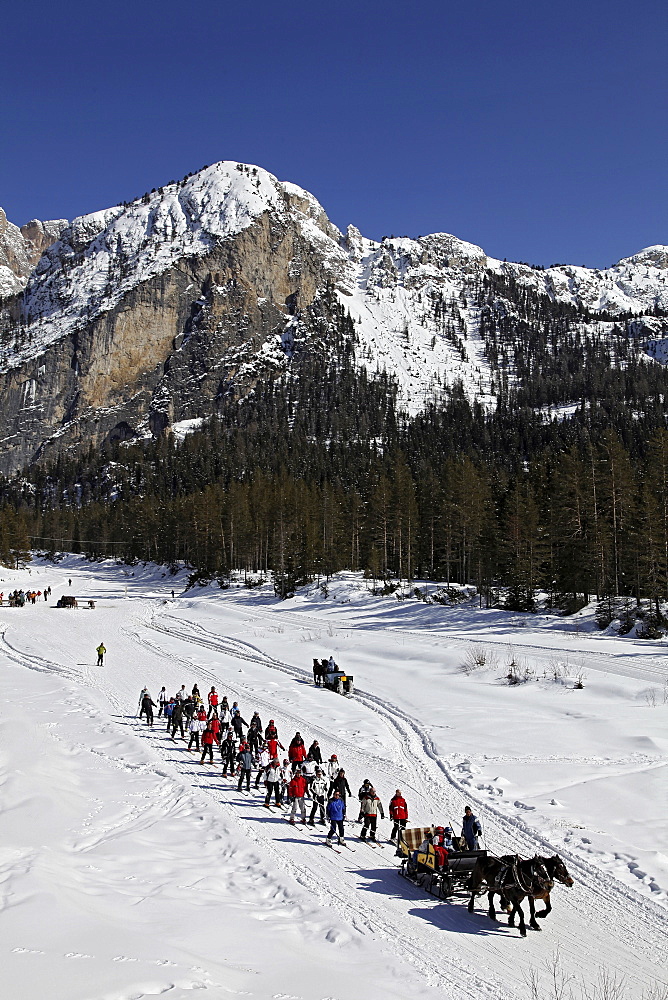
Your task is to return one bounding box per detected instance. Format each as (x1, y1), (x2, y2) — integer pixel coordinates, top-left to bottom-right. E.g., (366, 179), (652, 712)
(463, 644), (497, 672)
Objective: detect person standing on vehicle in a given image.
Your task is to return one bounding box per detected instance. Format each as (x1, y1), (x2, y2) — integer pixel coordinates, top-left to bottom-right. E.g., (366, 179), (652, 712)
(359, 786), (384, 841)
(96, 642), (106, 666)
(157, 687), (167, 717)
(388, 789), (409, 842)
(308, 767), (328, 825)
(236, 742), (253, 792)
(461, 806), (482, 849)
(288, 771), (307, 824)
(328, 768), (351, 802)
(326, 790), (346, 846)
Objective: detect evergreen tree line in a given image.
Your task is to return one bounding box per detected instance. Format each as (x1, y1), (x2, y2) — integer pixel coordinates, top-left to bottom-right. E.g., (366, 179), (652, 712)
(0, 284), (667, 617)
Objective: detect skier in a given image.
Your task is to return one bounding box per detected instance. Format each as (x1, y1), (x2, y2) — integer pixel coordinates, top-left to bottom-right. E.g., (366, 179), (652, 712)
(231, 709), (249, 740)
(461, 806), (482, 850)
(141, 692), (156, 726)
(263, 758), (282, 807)
(328, 768), (351, 802)
(219, 702), (232, 738)
(96, 642), (106, 666)
(207, 686), (219, 718)
(388, 789), (409, 842)
(288, 732), (306, 772)
(137, 686), (150, 718)
(288, 770), (307, 824)
(326, 754), (340, 780)
(301, 755), (317, 796)
(164, 698), (176, 731)
(157, 686), (167, 716)
(182, 696), (196, 726)
(188, 710), (206, 751)
(307, 740), (322, 764)
(200, 724), (216, 764)
(359, 786), (384, 841)
(220, 733), (237, 776)
(326, 790), (346, 846)
(266, 734), (285, 760)
(247, 713), (263, 756)
(236, 742), (253, 792)
(356, 779), (373, 822)
(254, 743), (272, 788)
(175, 685), (187, 702)
(170, 700), (185, 740)
(278, 759), (291, 804)
(308, 767), (328, 825)
(264, 719), (278, 741)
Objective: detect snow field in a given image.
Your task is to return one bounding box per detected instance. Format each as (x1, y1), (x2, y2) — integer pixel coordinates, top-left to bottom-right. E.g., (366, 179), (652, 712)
(0, 556), (666, 1000)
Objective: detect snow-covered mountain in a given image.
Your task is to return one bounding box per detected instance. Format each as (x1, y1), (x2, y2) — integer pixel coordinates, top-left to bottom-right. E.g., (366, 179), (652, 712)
(0, 160), (666, 472)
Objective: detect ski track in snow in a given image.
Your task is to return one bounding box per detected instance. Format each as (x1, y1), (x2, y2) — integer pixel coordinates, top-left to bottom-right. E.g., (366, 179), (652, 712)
(136, 604), (668, 995)
(1, 570), (666, 1000)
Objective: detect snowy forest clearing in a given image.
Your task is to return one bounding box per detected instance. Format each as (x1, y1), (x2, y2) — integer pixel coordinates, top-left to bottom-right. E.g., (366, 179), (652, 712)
(1, 556), (666, 1000)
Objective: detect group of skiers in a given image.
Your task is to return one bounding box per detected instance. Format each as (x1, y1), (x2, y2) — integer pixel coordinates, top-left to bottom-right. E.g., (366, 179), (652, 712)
(2, 587), (50, 606)
(135, 681), (482, 850)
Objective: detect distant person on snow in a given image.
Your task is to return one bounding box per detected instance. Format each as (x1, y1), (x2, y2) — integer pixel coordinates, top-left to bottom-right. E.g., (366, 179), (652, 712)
(329, 768), (351, 802)
(157, 687), (167, 716)
(96, 642), (106, 666)
(461, 806), (482, 850)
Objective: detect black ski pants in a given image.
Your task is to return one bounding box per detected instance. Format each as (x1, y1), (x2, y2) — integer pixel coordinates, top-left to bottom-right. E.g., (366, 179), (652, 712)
(327, 819), (345, 840)
(361, 815), (378, 840)
(237, 767), (251, 791)
(171, 718), (185, 739)
(201, 744), (214, 763)
(265, 781), (280, 805)
(309, 795), (326, 823)
(188, 732), (200, 750)
(390, 818), (407, 841)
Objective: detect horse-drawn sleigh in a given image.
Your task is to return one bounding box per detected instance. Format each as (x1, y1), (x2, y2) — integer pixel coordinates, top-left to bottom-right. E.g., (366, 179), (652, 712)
(397, 825), (574, 936)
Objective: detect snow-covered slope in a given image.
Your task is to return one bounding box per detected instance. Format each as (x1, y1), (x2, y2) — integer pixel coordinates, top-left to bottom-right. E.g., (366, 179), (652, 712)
(1, 557), (666, 1000)
(1, 160), (666, 414)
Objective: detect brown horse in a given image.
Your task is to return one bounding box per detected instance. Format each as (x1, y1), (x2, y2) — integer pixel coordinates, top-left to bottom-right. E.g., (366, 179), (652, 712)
(468, 854), (573, 936)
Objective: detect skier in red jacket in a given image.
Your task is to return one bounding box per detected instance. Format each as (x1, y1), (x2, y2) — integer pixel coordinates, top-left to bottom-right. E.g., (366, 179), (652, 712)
(200, 724), (215, 764)
(388, 789), (409, 842)
(288, 772), (307, 824)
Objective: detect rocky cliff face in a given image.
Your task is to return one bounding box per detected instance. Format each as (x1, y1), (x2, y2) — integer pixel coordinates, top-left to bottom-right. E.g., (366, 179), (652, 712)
(0, 209), (67, 298)
(0, 160), (666, 475)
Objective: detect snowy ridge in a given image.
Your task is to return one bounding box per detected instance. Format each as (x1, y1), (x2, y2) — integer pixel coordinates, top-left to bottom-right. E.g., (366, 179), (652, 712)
(1, 160), (667, 413)
(2, 162), (342, 371)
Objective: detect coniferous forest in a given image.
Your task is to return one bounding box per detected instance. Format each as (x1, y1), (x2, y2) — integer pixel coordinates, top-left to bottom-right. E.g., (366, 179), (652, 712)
(1, 287), (668, 630)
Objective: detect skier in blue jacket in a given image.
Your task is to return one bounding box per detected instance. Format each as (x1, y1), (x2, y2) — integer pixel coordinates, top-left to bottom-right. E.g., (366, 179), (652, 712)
(461, 805), (482, 849)
(326, 790), (346, 846)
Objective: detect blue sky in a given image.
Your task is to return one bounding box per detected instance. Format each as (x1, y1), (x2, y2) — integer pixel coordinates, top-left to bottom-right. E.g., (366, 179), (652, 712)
(1, 0), (666, 267)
